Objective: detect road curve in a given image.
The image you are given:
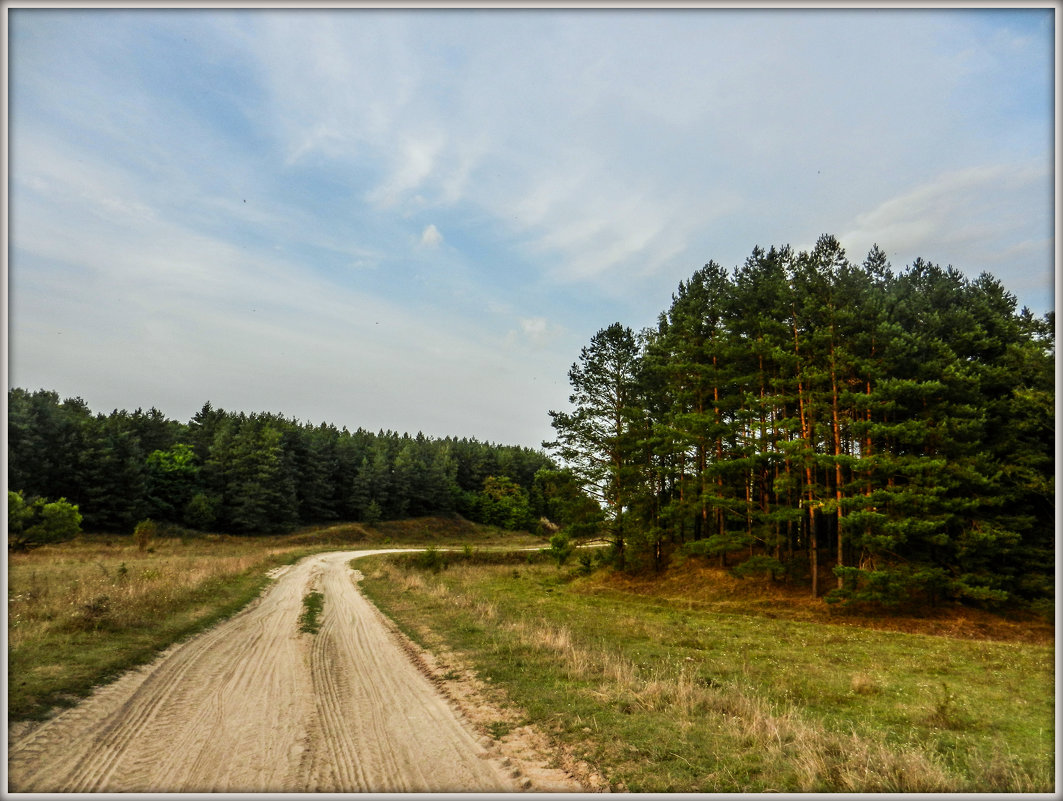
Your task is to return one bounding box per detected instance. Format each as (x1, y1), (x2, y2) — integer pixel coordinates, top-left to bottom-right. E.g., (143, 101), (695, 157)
(7, 550), (518, 793)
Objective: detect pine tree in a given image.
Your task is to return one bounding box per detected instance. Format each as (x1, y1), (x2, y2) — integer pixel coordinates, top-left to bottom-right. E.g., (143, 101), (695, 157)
(546, 322), (643, 565)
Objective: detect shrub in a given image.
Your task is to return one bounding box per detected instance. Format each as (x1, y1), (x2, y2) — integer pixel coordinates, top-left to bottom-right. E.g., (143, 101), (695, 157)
(731, 555), (786, 582)
(363, 500), (383, 527)
(576, 550), (594, 576)
(182, 492), (218, 530)
(414, 546), (447, 573)
(8, 491), (82, 551)
(133, 519), (158, 552)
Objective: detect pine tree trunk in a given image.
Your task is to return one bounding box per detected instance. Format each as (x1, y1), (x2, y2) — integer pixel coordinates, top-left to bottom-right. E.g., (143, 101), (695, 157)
(793, 311), (817, 598)
(830, 338), (845, 590)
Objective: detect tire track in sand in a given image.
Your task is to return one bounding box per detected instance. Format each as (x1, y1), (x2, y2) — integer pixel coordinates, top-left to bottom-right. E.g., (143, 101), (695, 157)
(7, 550), (517, 793)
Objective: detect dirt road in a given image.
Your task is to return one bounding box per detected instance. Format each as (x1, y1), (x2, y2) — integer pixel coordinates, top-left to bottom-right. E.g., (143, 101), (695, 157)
(7, 550), (558, 793)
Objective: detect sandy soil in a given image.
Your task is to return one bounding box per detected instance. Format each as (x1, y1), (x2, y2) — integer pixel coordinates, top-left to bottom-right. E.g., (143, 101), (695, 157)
(7, 549), (585, 793)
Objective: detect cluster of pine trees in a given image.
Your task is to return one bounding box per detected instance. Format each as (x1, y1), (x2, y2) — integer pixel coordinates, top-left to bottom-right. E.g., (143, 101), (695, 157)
(8, 390), (556, 535)
(546, 235), (1054, 607)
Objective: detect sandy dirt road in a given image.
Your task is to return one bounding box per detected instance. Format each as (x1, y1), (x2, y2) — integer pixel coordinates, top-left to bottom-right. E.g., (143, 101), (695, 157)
(7, 550), (538, 793)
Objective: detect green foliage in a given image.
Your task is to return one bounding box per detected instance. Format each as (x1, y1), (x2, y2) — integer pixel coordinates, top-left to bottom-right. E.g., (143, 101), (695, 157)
(413, 546), (447, 573)
(545, 322), (643, 563)
(7, 391), (561, 537)
(546, 531), (574, 567)
(8, 491), (83, 551)
(576, 550), (595, 576)
(145, 443), (199, 521)
(478, 475), (534, 531)
(531, 467), (604, 539)
(182, 492), (218, 530)
(132, 518), (157, 552)
(731, 555), (786, 581)
(827, 565), (954, 607)
(363, 499), (383, 527)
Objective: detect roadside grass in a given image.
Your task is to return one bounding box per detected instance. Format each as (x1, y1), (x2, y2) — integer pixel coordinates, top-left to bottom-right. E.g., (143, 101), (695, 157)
(358, 557), (1055, 793)
(8, 516), (531, 722)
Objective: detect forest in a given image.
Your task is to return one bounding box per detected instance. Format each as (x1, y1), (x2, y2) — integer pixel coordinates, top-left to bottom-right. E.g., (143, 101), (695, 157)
(7, 391), (557, 539)
(545, 235), (1054, 607)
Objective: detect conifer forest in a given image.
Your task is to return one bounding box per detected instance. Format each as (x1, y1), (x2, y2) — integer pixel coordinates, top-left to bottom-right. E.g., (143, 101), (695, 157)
(544, 236), (1054, 607)
(7, 393), (554, 538)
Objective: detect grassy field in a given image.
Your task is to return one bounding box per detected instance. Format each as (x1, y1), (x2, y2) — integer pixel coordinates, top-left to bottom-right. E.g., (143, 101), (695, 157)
(7, 517), (538, 722)
(359, 554), (1055, 793)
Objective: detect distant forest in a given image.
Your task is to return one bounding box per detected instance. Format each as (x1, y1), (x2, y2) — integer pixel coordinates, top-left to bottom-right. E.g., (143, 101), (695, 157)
(545, 235), (1054, 607)
(7, 391), (557, 535)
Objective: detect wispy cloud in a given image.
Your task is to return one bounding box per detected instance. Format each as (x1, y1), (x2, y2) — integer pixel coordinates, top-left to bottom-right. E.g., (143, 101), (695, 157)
(839, 161), (1052, 290)
(7, 8), (1053, 447)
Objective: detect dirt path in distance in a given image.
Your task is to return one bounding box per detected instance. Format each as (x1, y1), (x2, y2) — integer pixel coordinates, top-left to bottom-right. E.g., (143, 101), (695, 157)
(7, 549), (581, 793)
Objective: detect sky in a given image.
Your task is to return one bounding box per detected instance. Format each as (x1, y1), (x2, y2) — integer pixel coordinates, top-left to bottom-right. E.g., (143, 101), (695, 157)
(6, 6), (1056, 451)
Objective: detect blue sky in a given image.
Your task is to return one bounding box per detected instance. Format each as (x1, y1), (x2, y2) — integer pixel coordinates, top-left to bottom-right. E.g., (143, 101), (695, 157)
(6, 7), (1056, 450)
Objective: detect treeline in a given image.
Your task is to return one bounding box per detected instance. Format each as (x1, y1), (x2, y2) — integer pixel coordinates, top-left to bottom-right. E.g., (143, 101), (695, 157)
(8, 390), (557, 535)
(546, 235), (1054, 607)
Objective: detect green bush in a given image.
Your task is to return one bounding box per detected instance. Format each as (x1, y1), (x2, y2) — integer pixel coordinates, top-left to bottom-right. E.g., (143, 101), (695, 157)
(8, 491), (82, 551)
(547, 531), (574, 567)
(133, 518), (158, 552)
(731, 554), (786, 581)
(414, 546), (447, 573)
(576, 550), (594, 576)
(363, 500), (383, 527)
(182, 492), (218, 530)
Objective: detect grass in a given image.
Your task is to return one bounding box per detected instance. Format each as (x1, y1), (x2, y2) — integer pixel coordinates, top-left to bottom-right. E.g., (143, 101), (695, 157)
(298, 591), (324, 634)
(358, 556), (1055, 793)
(7, 516), (530, 722)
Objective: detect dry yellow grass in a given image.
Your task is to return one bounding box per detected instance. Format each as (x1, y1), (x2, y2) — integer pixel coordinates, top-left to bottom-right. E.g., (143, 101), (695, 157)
(10, 536), (303, 644)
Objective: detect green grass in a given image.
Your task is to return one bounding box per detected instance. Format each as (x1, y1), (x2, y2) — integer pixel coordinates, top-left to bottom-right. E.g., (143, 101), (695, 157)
(298, 591), (324, 634)
(358, 557), (1055, 793)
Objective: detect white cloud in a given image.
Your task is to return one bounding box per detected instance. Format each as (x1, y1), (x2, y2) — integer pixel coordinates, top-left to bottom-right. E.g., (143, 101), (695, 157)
(511, 316), (563, 348)
(419, 223), (444, 249)
(285, 122), (347, 166)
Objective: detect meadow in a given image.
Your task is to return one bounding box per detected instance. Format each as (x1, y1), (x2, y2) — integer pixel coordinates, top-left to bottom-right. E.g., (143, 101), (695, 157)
(359, 553), (1055, 793)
